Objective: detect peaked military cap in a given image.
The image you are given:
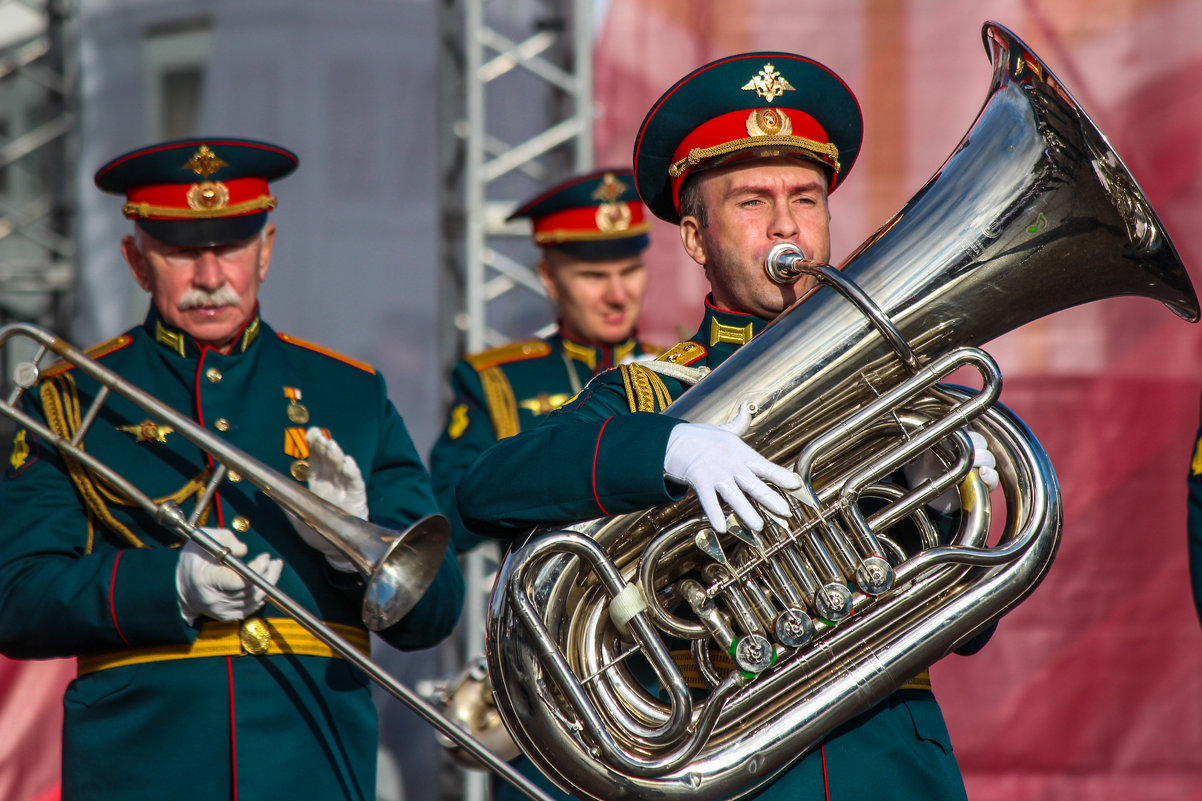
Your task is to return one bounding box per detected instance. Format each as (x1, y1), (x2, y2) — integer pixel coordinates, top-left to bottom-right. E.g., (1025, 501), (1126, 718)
(95, 137), (299, 247)
(633, 52), (863, 224)
(508, 168), (651, 260)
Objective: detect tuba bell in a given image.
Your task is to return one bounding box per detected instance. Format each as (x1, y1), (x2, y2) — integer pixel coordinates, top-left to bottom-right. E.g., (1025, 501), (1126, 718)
(484, 21), (1198, 801)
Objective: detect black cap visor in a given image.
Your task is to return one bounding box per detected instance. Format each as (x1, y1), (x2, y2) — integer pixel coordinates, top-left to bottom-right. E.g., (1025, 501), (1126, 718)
(547, 233), (650, 261)
(136, 212), (267, 248)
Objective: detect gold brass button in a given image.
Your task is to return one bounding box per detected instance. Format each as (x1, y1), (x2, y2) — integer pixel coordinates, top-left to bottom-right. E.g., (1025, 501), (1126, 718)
(240, 618), (271, 655)
(227, 470), (242, 483)
(231, 516), (250, 533)
(205, 367), (222, 384)
(214, 418), (230, 432)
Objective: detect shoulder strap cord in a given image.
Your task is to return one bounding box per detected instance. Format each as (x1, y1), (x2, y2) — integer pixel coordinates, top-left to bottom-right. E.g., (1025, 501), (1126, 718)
(39, 375), (213, 552)
(477, 366), (521, 440)
(619, 363), (675, 413)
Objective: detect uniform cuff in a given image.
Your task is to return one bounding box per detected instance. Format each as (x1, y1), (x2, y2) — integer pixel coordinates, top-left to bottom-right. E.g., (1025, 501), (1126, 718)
(112, 547), (197, 645)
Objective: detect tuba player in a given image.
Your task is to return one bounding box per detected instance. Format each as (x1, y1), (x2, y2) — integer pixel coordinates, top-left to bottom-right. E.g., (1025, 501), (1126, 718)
(456, 52), (998, 801)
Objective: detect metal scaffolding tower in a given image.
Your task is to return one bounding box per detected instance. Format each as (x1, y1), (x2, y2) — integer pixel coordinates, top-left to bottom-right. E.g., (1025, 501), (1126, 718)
(0, 0), (79, 458)
(436, 0), (594, 798)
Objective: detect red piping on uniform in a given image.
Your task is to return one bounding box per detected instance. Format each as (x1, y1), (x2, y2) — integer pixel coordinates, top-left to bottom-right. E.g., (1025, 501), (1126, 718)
(704, 294), (759, 320)
(591, 418), (612, 516)
(109, 551), (131, 646)
(227, 656), (238, 799)
(821, 743), (830, 800)
(194, 350), (224, 526)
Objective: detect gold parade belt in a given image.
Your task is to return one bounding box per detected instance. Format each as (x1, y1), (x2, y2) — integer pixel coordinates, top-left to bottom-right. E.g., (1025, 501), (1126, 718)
(76, 618), (371, 675)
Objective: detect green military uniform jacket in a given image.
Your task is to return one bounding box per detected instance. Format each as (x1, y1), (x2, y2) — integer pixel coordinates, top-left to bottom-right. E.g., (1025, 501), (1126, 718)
(458, 299), (970, 801)
(1186, 398), (1202, 625)
(0, 307), (464, 801)
(429, 329), (660, 801)
(429, 330), (662, 553)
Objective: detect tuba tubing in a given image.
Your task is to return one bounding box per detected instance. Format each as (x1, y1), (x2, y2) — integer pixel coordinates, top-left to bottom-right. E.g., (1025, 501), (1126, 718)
(485, 20), (1199, 801)
(0, 321), (560, 801)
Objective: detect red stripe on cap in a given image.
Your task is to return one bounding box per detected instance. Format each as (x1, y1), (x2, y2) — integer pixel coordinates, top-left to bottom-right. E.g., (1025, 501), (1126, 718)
(124, 177), (271, 219)
(668, 108), (835, 211)
(532, 202), (647, 242)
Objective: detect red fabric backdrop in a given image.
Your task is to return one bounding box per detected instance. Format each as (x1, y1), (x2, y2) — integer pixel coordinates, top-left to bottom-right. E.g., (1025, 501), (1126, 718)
(0, 657), (71, 801)
(595, 1), (1202, 798)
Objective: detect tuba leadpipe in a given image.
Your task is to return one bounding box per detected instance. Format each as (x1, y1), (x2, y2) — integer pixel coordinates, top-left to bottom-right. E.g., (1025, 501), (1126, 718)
(485, 20), (1199, 801)
(0, 321), (558, 801)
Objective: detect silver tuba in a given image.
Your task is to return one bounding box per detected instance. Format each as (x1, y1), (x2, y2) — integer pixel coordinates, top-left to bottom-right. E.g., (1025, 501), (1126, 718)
(484, 21), (1199, 801)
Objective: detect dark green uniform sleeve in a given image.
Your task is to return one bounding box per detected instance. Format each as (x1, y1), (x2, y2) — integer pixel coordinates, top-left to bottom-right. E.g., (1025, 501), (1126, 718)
(361, 381), (464, 651)
(428, 360), (498, 553)
(0, 406), (196, 658)
(457, 371), (685, 537)
(1187, 399), (1202, 627)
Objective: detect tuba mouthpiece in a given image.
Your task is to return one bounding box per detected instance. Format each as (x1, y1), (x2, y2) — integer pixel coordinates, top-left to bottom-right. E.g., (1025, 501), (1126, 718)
(765, 243), (808, 284)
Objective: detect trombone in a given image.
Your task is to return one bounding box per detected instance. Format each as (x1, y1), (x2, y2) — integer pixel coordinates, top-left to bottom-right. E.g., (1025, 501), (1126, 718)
(0, 321), (556, 801)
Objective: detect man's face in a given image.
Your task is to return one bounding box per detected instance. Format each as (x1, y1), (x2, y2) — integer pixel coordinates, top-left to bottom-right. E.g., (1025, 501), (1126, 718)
(538, 250), (648, 344)
(121, 224), (275, 352)
(679, 158), (831, 320)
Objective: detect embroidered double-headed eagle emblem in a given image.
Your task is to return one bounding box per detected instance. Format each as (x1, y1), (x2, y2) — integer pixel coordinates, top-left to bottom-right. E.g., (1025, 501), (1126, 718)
(741, 63), (795, 102)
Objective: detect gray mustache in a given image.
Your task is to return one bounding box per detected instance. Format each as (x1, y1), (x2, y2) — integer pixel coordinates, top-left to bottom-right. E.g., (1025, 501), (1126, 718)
(177, 286), (242, 310)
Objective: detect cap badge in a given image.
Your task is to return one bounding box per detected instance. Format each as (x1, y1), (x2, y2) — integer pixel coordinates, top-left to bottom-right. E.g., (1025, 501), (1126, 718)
(182, 145), (229, 178)
(746, 108), (793, 137)
(595, 201), (632, 233)
(741, 63), (795, 103)
(592, 172), (632, 233)
(186, 181), (230, 211)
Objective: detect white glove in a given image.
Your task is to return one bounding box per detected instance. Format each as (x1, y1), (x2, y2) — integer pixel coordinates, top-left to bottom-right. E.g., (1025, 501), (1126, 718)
(176, 527), (283, 625)
(286, 427), (367, 573)
(904, 430), (1000, 514)
(663, 403), (801, 534)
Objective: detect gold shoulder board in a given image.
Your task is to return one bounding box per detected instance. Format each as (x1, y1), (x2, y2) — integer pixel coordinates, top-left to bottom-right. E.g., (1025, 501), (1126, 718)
(276, 332), (375, 374)
(656, 340), (707, 366)
(41, 334), (132, 379)
(465, 339), (551, 372)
